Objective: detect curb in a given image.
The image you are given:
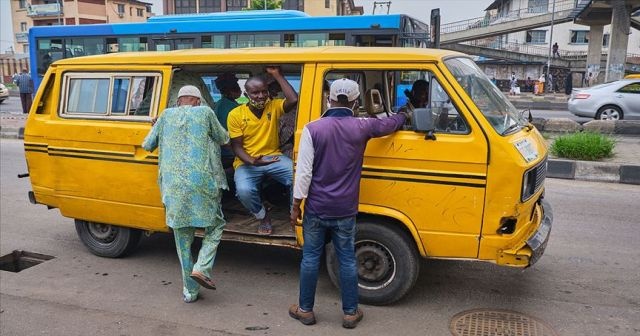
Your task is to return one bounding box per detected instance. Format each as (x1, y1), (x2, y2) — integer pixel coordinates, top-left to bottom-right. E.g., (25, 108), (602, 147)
(0, 127), (24, 139)
(548, 159), (640, 185)
(533, 118), (640, 135)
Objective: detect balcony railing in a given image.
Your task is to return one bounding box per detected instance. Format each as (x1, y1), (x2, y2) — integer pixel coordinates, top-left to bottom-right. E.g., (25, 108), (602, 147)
(27, 3), (63, 17)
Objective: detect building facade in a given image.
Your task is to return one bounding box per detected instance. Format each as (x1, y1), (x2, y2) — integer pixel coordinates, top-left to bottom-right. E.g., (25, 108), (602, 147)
(162, 0), (363, 16)
(9, 0), (153, 55)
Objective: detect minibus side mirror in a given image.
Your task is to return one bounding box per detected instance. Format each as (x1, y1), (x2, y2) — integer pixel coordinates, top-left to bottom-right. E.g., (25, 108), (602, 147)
(413, 107), (436, 140)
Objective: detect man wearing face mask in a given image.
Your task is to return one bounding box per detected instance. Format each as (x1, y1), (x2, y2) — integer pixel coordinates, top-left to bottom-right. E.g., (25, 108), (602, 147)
(227, 66), (298, 235)
(288, 78), (409, 329)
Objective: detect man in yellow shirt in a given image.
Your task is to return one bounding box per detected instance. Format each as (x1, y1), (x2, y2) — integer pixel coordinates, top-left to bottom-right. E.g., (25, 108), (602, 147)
(227, 66), (298, 235)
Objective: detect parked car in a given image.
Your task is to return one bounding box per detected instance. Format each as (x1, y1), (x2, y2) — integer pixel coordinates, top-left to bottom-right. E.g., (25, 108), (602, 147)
(0, 83), (9, 103)
(568, 79), (640, 120)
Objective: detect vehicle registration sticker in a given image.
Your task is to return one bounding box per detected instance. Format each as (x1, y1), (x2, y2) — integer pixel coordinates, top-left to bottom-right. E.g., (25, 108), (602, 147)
(514, 138), (538, 163)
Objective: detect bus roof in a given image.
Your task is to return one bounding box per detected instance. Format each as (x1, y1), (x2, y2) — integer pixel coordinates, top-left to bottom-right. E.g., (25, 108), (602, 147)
(29, 13), (411, 37)
(148, 9), (310, 22)
(51, 46), (463, 66)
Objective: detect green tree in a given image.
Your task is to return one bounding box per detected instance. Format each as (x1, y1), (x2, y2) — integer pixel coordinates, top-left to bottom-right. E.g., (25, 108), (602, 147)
(247, 0), (282, 10)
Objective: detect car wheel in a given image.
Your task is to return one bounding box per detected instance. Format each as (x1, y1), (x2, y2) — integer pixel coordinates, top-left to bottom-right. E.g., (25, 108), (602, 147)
(596, 105), (623, 120)
(74, 219), (141, 258)
(325, 221), (420, 305)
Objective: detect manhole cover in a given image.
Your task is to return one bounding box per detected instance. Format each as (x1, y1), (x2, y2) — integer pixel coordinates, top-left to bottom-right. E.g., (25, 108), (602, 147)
(450, 309), (557, 336)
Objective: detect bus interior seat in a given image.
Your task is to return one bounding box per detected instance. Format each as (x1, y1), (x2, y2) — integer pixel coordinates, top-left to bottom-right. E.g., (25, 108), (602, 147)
(364, 88), (385, 118)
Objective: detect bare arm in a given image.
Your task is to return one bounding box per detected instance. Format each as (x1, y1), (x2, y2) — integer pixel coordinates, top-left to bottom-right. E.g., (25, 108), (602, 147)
(266, 66), (298, 113)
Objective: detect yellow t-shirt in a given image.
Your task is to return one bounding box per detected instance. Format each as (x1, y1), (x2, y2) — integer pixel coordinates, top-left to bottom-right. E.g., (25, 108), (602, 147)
(227, 98), (285, 168)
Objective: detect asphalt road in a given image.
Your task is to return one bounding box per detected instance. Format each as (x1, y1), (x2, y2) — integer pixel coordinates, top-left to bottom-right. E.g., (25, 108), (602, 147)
(0, 95), (22, 114)
(1, 139), (639, 336)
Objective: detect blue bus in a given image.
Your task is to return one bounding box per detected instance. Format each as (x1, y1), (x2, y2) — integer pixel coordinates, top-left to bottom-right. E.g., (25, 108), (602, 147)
(29, 10), (437, 89)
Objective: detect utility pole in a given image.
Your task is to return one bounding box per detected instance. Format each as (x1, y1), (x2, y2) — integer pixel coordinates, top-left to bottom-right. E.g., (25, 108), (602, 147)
(264, 0), (267, 10)
(546, 0), (556, 92)
(372, 1), (391, 15)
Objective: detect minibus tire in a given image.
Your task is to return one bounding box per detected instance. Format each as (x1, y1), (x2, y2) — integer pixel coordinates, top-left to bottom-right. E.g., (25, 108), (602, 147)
(74, 220), (142, 258)
(325, 221), (419, 306)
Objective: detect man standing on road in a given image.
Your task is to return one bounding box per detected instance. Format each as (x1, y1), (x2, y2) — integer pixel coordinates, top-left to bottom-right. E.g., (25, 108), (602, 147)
(288, 79), (409, 329)
(142, 85), (230, 303)
(14, 69), (33, 114)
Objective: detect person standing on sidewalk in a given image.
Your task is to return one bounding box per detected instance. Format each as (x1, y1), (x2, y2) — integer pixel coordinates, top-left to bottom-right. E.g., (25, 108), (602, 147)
(14, 69), (33, 114)
(288, 79), (409, 329)
(142, 85), (230, 303)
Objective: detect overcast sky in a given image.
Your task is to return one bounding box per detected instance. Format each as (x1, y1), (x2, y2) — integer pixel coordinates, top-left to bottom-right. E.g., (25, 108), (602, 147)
(1, 0), (493, 53)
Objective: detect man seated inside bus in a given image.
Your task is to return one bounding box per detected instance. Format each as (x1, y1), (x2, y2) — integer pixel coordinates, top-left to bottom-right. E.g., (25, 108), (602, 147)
(214, 72), (242, 169)
(403, 79), (429, 110)
(227, 66), (298, 235)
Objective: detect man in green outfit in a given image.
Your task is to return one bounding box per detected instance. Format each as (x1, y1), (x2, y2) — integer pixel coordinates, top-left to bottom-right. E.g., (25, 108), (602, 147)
(143, 85), (230, 303)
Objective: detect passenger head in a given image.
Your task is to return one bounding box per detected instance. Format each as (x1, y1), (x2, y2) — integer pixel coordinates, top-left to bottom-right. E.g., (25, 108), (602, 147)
(328, 78), (360, 112)
(215, 72), (241, 100)
(410, 79), (429, 108)
(244, 76), (269, 110)
(177, 85), (202, 107)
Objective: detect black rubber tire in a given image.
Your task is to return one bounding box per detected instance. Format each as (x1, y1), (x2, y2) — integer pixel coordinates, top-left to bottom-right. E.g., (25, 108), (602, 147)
(325, 221), (420, 306)
(596, 105), (623, 120)
(74, 219), (142, 258)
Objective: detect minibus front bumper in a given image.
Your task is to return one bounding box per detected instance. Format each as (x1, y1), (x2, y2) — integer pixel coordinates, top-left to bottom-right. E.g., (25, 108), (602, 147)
(525, 199), (553, 266)
(498, 199), (552, 267)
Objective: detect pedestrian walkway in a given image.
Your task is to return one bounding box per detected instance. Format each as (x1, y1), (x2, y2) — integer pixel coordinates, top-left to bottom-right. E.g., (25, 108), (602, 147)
(1, 113), (638, 185)
(507, 92), (569, 110)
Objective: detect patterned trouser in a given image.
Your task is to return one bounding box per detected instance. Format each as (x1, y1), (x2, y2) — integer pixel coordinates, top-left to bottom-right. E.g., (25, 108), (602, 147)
(173, 223), (225, 301)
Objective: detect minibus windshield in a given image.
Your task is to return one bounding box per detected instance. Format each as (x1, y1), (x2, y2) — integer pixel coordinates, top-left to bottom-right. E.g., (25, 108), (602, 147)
(445, 57), (527, 135)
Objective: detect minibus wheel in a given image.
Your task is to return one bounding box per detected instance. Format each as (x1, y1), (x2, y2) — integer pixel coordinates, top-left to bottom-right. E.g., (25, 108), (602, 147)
(74, 219), (142, 258)
(325, 221), (419, 305)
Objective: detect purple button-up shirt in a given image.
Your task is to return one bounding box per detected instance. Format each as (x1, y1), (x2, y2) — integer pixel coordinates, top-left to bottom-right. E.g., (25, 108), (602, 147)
(293, 108), (406, 219)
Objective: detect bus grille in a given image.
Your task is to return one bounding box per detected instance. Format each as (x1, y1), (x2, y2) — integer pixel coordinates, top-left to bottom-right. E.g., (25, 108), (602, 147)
(521, 157), (547, 201)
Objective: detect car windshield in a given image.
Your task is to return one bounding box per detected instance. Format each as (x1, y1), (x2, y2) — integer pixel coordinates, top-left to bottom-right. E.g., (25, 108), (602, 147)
(444, 57), (527, 135)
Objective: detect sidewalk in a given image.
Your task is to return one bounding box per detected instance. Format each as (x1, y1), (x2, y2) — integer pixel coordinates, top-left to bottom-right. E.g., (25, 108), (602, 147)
(507, 92), (569, 110)
(1, 113), (639, 185)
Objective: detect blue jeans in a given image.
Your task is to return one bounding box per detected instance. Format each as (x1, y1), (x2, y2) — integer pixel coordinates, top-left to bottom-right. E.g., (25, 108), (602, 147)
(299, 213), (358, 314)
(234, 155), (292, 218)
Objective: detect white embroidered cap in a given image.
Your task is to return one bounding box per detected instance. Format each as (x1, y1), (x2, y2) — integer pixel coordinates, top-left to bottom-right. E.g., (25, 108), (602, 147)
(329, 78), (360, 102)
(177, 85), (203, 100)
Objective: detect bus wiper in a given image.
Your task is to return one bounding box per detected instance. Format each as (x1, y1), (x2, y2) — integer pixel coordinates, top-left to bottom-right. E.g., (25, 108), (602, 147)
(501, 123), (522, 135)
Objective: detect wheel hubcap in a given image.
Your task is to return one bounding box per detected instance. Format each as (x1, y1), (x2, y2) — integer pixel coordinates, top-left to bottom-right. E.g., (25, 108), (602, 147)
(600, 109), (620, 120)
(356, 240), (396, 290)
(87, 222), (117, 243)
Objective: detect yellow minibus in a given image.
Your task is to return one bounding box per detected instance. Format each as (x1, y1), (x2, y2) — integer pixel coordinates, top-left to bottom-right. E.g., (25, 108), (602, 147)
(24, 47), (552, 305)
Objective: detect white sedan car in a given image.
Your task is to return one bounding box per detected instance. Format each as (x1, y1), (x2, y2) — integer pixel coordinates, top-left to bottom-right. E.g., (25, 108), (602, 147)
(568, 79), (640, 120)
(0, 83), (9, 103)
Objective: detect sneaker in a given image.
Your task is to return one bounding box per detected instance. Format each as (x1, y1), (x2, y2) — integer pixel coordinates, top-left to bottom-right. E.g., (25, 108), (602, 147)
(342, 308), (363, 329)
(288, 304), (316, 325)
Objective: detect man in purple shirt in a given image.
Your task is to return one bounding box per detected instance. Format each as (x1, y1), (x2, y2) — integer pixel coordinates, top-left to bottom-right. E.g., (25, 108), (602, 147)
(288, 79), (409, 329)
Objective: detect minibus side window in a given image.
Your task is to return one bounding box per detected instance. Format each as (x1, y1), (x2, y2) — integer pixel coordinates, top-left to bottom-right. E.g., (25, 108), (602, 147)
(111, 77), (131, 114)
(67, 78), (110, 114)
(61, 73), (159, 119)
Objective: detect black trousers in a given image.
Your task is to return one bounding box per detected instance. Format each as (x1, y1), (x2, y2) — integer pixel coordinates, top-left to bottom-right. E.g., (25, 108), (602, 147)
(20, 93), (32, 114)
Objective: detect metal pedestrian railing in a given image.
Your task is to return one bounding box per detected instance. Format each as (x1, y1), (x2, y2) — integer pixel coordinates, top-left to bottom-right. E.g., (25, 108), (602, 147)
(441, 0), (577, 34)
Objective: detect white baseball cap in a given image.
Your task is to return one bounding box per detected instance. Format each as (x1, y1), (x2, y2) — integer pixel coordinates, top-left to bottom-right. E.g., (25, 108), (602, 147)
(177, 85), (203, 100)
(329, 78), (360, 102)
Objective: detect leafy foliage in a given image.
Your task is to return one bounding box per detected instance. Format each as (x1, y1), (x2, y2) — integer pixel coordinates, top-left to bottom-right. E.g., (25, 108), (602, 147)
(550, 132), (615, 161)
(247, 0), (282, 10)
